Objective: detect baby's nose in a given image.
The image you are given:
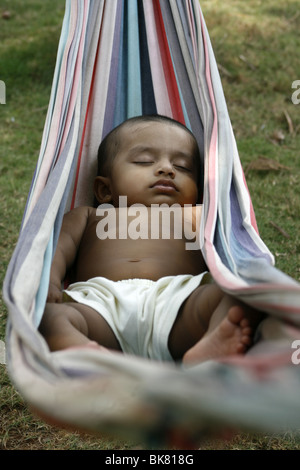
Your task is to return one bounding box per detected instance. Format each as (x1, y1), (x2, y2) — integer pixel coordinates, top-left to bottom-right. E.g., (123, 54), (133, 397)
(156, 159), (175, 176)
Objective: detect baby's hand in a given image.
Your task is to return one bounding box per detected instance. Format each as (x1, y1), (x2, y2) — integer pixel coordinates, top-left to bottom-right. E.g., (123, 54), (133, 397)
(47, 283), (63, 303)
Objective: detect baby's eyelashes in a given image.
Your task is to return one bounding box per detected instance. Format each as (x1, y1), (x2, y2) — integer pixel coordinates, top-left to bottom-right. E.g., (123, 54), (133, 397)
(133, 162), (192, 174)
(131, 158), (194, 174)
(174, 164), (192, 172)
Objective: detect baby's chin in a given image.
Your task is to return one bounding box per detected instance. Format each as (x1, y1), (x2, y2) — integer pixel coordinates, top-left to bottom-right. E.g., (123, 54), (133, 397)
(111, 194), (198, 208)
(140, 196), (192, 207)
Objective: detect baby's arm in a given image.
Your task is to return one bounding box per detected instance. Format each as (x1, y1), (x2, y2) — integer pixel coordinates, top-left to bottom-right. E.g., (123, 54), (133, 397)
(48, 206), (91, 302)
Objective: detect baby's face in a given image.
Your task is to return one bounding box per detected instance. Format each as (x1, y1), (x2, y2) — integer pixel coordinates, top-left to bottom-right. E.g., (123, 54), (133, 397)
(106, 121), (199, 207)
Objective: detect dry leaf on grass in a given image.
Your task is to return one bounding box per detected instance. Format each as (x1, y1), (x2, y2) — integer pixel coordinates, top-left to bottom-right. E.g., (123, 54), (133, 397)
(245, 156), (291, 175)
(269, 221), (290, 239)
(2, 11), (11, 19)
(283, 110), (294, 135)
(270, 129), (285, 145)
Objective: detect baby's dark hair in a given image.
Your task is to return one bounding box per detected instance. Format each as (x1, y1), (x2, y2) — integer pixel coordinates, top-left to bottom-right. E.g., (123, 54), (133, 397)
(97, 114), (201, 179)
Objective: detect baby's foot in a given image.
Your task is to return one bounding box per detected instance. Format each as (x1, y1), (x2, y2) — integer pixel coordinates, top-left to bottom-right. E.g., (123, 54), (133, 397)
(183, 306), (253, 364)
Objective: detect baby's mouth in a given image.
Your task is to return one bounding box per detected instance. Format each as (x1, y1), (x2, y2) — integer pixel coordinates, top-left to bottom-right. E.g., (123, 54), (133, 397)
(151, 179), (178, 192)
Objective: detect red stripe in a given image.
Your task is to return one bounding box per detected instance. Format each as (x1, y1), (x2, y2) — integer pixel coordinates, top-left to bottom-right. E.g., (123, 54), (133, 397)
(153, 0), (185, 124)
(70, 27), (102, 210)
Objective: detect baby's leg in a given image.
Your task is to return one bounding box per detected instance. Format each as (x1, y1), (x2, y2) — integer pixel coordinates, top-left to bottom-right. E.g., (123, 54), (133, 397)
(39, 302), (121, 352)
(168, 283), (260, 364)
(183, 300), (254, 364)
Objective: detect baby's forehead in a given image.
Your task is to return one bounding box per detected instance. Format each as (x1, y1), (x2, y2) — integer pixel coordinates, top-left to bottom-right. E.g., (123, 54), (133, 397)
(120, 120), (160, 136)
(118, 120), (196, 149)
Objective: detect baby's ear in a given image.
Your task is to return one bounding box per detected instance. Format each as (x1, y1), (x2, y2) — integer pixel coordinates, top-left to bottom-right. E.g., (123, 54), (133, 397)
(94, 176), (112, 204)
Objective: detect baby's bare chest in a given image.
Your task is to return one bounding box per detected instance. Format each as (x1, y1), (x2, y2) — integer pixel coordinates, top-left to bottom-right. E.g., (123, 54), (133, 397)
(93, 206), (198, 241)
(75, 208), (203, 281)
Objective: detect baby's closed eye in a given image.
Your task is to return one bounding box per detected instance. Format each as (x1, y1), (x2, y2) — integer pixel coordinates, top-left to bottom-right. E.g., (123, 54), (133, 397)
(174, 164), (192, 172)
(133, 160), (153, 164)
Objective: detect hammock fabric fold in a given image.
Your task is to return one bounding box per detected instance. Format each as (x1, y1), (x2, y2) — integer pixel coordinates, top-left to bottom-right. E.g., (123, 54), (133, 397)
(4, 0), (300, 443)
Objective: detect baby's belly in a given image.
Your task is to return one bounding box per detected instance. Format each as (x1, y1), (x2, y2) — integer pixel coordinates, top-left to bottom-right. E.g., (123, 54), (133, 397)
(75, 238), (206, 282)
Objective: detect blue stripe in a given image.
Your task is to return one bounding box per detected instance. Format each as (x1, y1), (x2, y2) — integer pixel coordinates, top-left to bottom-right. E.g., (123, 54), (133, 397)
(126, 0), (142, 117)
(114, 2), (126, 127)
(102, 2), (124, 137)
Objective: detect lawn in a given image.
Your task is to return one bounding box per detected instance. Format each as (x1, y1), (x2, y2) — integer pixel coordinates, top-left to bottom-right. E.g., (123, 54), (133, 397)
(0, 0), (300, 450)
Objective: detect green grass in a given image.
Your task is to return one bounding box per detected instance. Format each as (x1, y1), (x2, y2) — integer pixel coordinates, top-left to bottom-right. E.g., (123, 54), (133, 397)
(202, 0), (300, 280)
(0, 0), (300, 450)
(0, 0), (66, 342)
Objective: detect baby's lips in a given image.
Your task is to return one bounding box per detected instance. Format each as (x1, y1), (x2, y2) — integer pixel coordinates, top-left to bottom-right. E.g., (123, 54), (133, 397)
(151, 179), (178, 191)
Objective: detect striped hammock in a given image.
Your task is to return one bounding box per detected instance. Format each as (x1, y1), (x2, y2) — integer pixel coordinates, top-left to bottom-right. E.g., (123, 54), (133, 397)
(4, 0), (300, 444)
